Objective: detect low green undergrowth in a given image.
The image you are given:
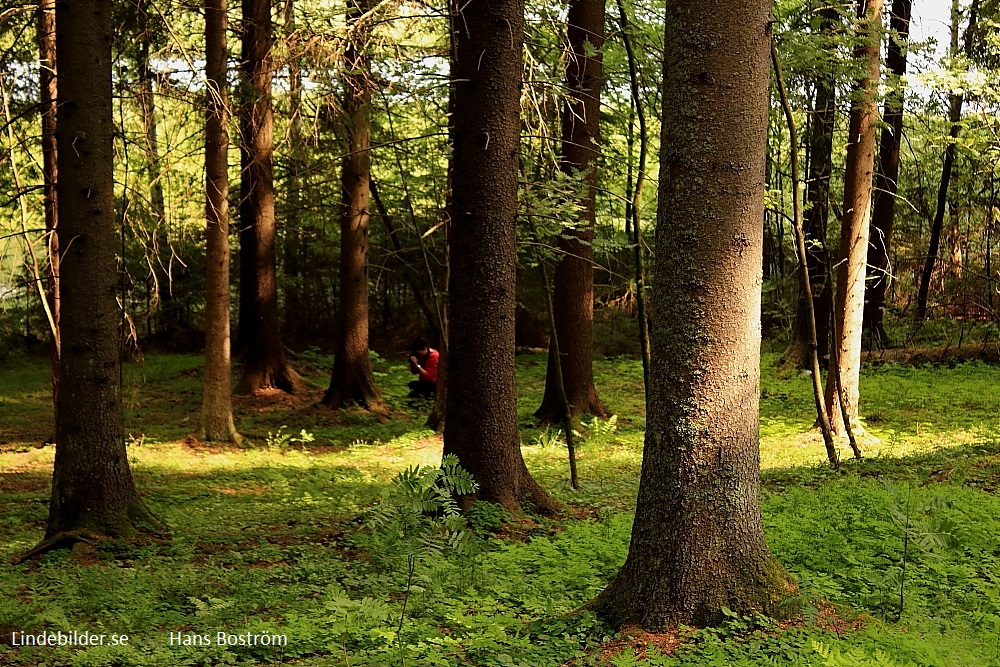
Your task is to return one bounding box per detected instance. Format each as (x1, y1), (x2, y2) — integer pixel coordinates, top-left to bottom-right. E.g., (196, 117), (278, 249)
(3, 353), (1000, 666)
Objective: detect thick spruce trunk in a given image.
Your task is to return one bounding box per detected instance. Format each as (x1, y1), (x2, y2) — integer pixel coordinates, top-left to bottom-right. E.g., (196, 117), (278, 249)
(824, 0), (883, 435)
(323, 0), (380, 409)
(864, 0), (911, 343)
(42, 0), (163, 543)
(200, 0), (240, 442)
(443, 0), (558, 513)
(790, 5), (837, 369)
(536, 0), (609, 423)
(589, 0), (793, 629)
(236, 0), (300, 394)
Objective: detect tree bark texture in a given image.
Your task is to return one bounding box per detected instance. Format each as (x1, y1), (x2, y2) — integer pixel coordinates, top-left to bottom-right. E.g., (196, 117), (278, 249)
(915, 0), (978, 321)
(791, 5), (838, 368)
(46, 0), (162, 538)
(201, 0), (240, 442)
(824, 0), (882, 435)
(443, 0), (558, 513)
(536, 0), (609, 423)
(323, 0), (380, 409)
(236, 0), (300, 394)
(38, 0), (60, 415)
(589, 0), (792, 629)
(864, 0), (911, 343)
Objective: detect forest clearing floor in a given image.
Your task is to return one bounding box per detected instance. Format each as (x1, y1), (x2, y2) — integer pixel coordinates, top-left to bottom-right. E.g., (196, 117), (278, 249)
(3, 351), (1000, 666)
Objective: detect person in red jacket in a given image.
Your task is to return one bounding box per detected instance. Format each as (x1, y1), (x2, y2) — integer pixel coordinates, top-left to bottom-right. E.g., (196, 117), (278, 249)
(407, 337), (439, 399)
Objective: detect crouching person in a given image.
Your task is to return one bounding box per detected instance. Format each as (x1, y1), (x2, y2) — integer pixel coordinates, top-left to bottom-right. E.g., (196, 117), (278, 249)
(407, 337), (438, 399)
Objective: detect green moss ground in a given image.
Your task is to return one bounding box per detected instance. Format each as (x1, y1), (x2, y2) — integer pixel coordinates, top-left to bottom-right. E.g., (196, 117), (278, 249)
(2, 352), (1000, 666)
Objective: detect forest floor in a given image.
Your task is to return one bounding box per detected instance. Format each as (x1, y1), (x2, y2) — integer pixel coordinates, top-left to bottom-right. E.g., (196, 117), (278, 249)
(2, 349), (1000, 666)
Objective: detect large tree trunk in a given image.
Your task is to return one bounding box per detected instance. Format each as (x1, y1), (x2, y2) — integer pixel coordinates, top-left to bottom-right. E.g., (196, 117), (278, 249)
(443, 0), (558, 514)
(824, 0), (883, 435)
(915, 0), (978, 321)
(589, 0), (792, 629)
(42, 0), (163, 544)
(200, 0), (240, 443)
(236, 0), (300, 394)
(323, 0), (380, 409)
(38, 0), (60, 417)
(536, 0), (609, 423)
(864, 0), (911, 344)
(789, 5), (838, 369)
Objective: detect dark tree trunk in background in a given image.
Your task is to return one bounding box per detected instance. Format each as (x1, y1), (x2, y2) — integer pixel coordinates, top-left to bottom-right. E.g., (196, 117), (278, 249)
(323, 0), (380, 409)
(200, 0), (240, 442)
(864, 0), (911, 343)
(38, 0), (60, 417)
(825, 0), (882, 436)
(443, 0), (558, 513)
(790, 5), (838, 369)
(236, 0), (300, 394)
(43, 0), (163, 543)
(590, 0), (792, 629)
(536, 0), (609, 423)
(915, 0), (978, 321)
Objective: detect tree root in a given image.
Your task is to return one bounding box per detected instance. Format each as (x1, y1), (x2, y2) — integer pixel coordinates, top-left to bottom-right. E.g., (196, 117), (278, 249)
(11, 530), (97, 564)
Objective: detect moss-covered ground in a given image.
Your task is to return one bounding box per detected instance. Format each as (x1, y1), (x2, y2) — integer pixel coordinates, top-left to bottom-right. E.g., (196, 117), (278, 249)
(2, 351), (1000, 666)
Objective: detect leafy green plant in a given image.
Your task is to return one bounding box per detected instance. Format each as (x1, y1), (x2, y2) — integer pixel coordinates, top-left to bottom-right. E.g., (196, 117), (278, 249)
(265, 426), (315, 450)
(882, 483), (962, 620)
(362, 454), (479, 659)
(585, 414), (619, 445)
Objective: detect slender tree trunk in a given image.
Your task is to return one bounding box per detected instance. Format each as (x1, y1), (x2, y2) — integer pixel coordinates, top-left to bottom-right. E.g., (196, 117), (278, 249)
(40, 0), (164, 547)
(427, 8), (459, 434)
(237, 132), (253, 355)
(136, 17), (173, 332)
(824, 0), (883, 436)
(536, 0), (609, 423)
(864, 0), (911, 343)
(370, 178), (441, 340)
(616, 0), (651, 393)
(282, 0), (305, 343)
(772, 42), (839, 466)
(38, 0), (60, 416)
(236, 0), (300, 394)
(987, 184), (995, 317)
(200, 0), (240, 443)
(589, 0), (792, 628)
(915, 0), (979, 321)
(323, 0), (380, 409)
(791, 5), (837, 369)
(443, 0), (558, 513)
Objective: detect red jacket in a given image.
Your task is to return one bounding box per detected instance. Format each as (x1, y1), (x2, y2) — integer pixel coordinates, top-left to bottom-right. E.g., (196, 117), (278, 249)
(419, 348), (439, 383)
